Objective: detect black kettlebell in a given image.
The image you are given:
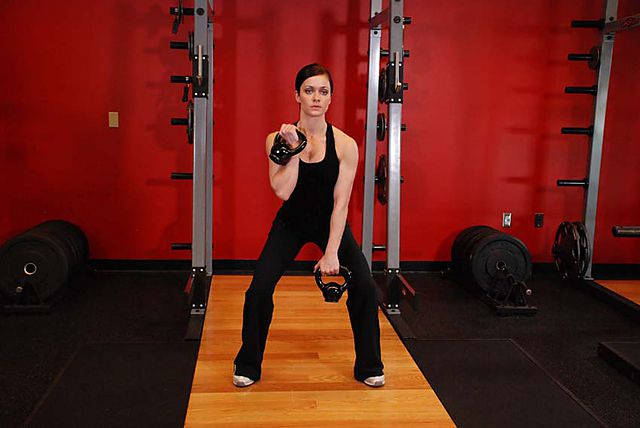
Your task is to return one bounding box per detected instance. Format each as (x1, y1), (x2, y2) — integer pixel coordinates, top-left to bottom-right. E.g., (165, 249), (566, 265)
(315, 266), (351, 303)
(269, 129), (308, 165)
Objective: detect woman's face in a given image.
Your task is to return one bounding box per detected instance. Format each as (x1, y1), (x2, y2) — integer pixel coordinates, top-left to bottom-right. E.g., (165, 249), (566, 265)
(296, 74), (332, 117)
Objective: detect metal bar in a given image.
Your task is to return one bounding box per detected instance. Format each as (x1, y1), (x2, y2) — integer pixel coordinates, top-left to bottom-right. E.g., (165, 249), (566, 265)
(557, 179), (588, 187)
(171, 243), (192, 250)
(564, 85), (598, 95)
(603, 13), (640, 33)
(369, 7), (390, 28)
(386, 0), (404, 270)
(571, 19), (604, 29)
(561, 126), (593, 135)
(387, 103), (402, 269)
(191, 0), (209, 269)
(169, 6), (195, 16)
(612, 226), (640, 237)
(205, 17), (214, 276)
(583, 0), (617, 279)
(362, 0), (383, 269)
(171, 172), (193, 180)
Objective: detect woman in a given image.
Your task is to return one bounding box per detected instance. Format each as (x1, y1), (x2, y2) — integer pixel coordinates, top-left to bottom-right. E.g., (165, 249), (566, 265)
(233, 63), (385, 387)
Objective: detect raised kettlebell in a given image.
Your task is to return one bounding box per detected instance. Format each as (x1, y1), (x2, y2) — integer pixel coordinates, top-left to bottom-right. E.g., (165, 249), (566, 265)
(269, 129), (308, 165)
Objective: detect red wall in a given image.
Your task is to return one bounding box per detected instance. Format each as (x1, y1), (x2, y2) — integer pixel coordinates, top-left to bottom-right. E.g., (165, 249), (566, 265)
(1, 0), (638, 263)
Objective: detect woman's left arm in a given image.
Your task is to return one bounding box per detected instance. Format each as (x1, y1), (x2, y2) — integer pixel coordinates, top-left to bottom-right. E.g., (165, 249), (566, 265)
(314, 137), (359, 275)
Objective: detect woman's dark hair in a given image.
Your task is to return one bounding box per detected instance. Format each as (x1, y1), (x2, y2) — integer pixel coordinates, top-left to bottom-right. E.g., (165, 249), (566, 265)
(295, 63), (333, 94)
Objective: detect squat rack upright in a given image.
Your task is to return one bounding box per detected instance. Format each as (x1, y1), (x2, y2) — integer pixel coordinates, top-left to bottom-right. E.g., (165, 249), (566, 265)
(169, 0), (215, 340)
(362, 0), (417, 318)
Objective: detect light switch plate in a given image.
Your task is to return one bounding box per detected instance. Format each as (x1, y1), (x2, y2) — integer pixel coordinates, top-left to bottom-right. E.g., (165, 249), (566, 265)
(502, 212), (512, 228)
(108, 112), (119, 128)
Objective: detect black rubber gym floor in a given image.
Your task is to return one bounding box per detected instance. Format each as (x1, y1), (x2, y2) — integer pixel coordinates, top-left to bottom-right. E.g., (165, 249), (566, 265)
(388, 271), (640, 428)
(1, 269), (639, 427)
(0, 270), (197, 428)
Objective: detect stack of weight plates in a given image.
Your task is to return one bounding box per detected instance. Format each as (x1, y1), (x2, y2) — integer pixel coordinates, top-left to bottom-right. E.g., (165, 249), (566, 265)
(451, 226), (532, 298)
(0, 220), (89, 304)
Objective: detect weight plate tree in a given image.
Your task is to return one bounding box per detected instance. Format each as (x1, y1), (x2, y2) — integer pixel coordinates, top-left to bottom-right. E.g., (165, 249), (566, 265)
(556, 0), (639, 280)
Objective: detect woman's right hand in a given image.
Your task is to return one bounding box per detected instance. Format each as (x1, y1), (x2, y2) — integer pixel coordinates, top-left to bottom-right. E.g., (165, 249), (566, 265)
(279, 123), (301, 147)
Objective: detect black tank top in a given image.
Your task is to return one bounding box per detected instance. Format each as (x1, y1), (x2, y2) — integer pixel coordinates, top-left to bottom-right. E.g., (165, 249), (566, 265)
(275, 123), (340, 234)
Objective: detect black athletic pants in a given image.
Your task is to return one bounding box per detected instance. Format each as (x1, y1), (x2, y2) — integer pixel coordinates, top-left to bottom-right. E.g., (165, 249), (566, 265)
(233, 218), (384, 382)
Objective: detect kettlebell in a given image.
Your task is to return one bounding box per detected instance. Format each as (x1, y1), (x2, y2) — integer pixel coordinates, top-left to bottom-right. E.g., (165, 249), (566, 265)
(315, 266), (351, 303)
(269, 129), (308, 165)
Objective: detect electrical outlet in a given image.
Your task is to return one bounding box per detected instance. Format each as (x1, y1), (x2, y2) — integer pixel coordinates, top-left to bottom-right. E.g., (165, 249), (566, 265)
(535, 213), (544, 228)
(502, 212), (512, 228)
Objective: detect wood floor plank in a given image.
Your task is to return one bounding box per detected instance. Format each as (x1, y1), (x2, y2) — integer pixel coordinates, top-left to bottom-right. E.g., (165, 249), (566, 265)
(185, 275), (454, 427)
(596, 280), (640, 305)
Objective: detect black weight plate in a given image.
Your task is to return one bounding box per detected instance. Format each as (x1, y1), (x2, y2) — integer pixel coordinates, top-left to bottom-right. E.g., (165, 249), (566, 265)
(471, 236), (532, 293)
(377, 113), (386, 141)
(35, 220), (89, 265)
(32, 222), (80, 269)
(376, 155), (387, 205)
(552, 221), (580, 280)
(460, 227), (500, 278)
(55, 220), (88, 262)
(451, 226), (494, 273)
(0, 234), (69, 302)
(588, 46), (600, 70)
(187, 101), (194, 144)
(573, 221), (590, 278)
(459, 227), (496, 278)
(378, 69), (387, 103)
(23, 229), (74, 276)
(559, 222), (581, 279)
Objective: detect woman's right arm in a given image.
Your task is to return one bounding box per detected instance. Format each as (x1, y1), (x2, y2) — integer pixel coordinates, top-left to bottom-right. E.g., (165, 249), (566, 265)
(266, 131), (300, 201)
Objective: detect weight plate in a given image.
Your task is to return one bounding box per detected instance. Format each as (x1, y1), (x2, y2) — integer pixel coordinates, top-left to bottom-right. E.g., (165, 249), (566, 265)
(375, 155), (387, 205)
(188, 31), (194, 61)
(588, 46), (600, 70)
(378, 69), (387, 103)
(33, 220), (89, 269)
(377, 113), (386, 141)
(552, 221), (581, 280)
(187, 101), (194, 144)
(451, 226), (494, 274)
(573, 221), (590, 278)
(0, 233), (70, 302)
(460, 227), (500, 279)
(471, 235), (532, 294)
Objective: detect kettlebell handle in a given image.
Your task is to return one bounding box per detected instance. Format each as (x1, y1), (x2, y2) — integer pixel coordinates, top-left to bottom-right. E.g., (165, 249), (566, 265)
(315, 266), (352, 302)
(269, 129), (308, 165)
(314, 266), (352, 286)
(275, 129), (307, 155)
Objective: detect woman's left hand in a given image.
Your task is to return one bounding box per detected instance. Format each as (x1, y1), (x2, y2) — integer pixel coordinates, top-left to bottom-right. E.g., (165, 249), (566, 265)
(314, 253), (340, 276)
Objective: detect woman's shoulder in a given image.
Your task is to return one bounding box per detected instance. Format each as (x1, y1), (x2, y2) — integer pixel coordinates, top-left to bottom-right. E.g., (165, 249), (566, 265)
(265, 131), (279, 148)
(330, 125), (356, 147)
(330, 125), (358, 160)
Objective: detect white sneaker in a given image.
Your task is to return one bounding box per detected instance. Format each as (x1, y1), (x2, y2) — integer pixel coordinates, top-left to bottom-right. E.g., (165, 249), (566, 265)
(363, 374), (385, 387)
(232, 365), (255, 387)
(233, 374), (255, 387)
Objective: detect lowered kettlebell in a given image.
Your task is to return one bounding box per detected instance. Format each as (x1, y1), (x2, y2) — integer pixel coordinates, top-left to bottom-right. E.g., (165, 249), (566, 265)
(269, 129), (308, 165)
(315, 266), (352, 303)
